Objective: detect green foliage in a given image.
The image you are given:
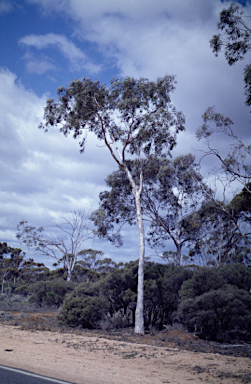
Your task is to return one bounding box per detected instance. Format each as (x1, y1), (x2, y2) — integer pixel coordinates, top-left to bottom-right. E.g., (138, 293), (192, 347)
(219, 263), (251, 290)
(58, 281), (109, 328)
(178, 285), (251, 341)
(178, 264), (251, 341)
(40, 73), (185, 334)
(0, 242), (26, 293)
(59, 260), (139, 329)
(58, 295), (108, 328)
(28, 278), (75, 308)
(20, 259), (49, 284)
(179, 267), (222, 300)
(40, 76), (185, 158)
(210, 3), (251, 107)
(101, 269), (137, 314)
(92, 154), (207, 266)
(179, 264), (251, 301)
(189, 197), (251, 266)
(144, 264), (193, 329)
(58, 261), (195, 330)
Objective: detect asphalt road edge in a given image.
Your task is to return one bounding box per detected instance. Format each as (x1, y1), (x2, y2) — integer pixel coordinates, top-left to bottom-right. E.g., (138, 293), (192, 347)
(0, 364), (76, 384)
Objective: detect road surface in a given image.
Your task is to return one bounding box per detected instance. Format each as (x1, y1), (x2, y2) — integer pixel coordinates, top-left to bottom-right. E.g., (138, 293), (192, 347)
(0, 365), (76, 384)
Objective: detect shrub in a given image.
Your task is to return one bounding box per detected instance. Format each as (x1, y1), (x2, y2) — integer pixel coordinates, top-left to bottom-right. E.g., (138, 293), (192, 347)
(28, 278), (75, 307)
(58, 295), (108, 328)
(178, 267), (222, 300)
(143, 264), (193, 329)
(219, 263), (251, 290)
(58, 282), (109, 328)
(178, 285), (251, 341)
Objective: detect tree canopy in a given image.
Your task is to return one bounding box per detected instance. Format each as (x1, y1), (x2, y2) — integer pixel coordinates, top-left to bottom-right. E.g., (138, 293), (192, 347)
(210, 2), (251, 107)
(92, 153), (208, 266)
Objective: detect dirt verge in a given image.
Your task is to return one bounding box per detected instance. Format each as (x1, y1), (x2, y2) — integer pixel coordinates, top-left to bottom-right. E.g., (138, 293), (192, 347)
(0, 311), (251, 384)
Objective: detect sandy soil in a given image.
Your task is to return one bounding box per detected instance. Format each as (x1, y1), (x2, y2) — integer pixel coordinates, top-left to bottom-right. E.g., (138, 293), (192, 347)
(0, 312), (251, 383)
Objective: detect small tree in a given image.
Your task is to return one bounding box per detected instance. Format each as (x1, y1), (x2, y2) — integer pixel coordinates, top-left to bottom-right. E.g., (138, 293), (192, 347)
(16, 210), (92, 281)
(39, 75), (185, 334)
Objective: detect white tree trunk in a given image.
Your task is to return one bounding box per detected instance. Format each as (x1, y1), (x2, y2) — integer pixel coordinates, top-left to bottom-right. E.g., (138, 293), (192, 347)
(66, 257), (75, 282)
(123, 165), (145, 335)
(176, 240), (181, 267)
(66, 270), (72, 282)
(134, 191), (145, 335)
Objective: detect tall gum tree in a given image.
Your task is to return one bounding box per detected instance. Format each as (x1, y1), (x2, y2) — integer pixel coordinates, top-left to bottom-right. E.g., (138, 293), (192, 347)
(39, 76), (185, 334)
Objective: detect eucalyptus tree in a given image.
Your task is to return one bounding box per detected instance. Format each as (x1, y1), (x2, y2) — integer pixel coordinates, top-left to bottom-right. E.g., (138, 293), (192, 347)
(190, 198), (251, 266)
(210, 2), (251, 107)
(196, 107), (251, 263)
(0, 242), (25, 294)
(204, 3), (251, 191)
(196, 107), (251, 190)
(16, 210), (92, 282)
(39, 75), (185, 334)
(92, 154), (207, 267)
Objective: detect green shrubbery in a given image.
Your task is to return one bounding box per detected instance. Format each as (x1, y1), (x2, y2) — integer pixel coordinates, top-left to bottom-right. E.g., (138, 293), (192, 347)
(178, 285), (251, 341)
(143, 263), (193, 329)
(55, 262), (251, 341)
(57, 263), (138, 329)
(28, 278), (75, 308)
(57, 262), (193, 330)
(177, 264), (251, 341)
(2, 245), (251, 342)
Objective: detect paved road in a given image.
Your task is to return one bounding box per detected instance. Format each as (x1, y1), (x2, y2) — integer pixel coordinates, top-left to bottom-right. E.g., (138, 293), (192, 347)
(0, 365), (76, 384)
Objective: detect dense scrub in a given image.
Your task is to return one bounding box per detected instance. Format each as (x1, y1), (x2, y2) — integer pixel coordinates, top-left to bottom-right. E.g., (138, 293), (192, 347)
(57, 262), (251, 342)
(1, 242), (251, 342)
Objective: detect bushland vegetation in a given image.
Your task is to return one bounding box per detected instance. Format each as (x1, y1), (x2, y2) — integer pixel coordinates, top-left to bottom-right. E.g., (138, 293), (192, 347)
(1, 241), (251, 342)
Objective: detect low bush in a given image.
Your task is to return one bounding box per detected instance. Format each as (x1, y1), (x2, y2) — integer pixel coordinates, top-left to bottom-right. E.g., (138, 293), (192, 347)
(178, 285), (251, 341)
(178, 267), (222, 300)
(58, 295), (108, 328)
(58, 282), (109, 328)
(143, 264), (193, 329)
(28, 278), (75, 308)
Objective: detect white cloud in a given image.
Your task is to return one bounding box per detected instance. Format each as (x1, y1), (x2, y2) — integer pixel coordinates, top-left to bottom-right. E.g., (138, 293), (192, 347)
(0, 68), (116, 252)
(22, 52), (56, 74)
(24, 1), (250, 125)
(19, 33), (101, 73)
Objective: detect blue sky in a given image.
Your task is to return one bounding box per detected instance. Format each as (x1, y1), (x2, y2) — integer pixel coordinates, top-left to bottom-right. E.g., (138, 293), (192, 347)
(1, 0), (251, 268)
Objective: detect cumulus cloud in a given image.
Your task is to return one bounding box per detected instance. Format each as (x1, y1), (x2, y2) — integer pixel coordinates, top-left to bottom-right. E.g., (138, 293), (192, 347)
(0, 68), (115, 251)
(25, 1), (250, 131)
(19, 33), (101, 73)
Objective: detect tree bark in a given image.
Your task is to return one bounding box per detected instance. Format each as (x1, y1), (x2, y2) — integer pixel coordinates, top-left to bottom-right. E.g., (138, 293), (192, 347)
(175, 238), (182, 267)
(66, 271), (72, 282)
(134, 191), (145, 335)
(123, 165), (145, 335)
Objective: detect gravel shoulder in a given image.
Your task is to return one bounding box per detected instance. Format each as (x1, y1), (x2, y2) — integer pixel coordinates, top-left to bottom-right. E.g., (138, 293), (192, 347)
(0, 311), (251, 384)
